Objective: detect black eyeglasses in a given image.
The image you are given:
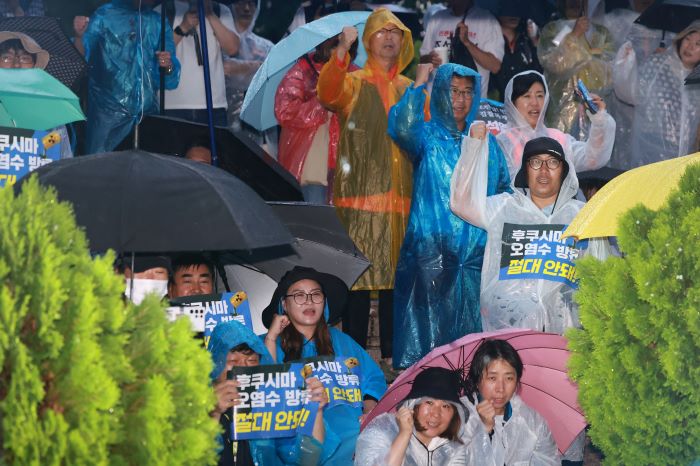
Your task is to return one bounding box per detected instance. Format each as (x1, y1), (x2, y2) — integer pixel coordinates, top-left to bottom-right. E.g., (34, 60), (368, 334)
(285, 291), (325, 305)
(527, 158), (562, 170)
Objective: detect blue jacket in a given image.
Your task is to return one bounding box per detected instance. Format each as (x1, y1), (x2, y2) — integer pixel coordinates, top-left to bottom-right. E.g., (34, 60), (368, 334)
(209, 321), (327, 465)
(388, 63), (511, 369)
(83, 0), (181, 154)
(264, 327), (387, 465)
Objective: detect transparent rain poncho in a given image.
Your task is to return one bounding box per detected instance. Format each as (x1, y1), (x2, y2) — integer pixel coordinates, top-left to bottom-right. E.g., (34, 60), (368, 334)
(317, 8), (415, 290)
(274, 53), (339, 186)
(225, 0), (273, 126)
(355, 397), (468, 466)
(613, 23), (700, 168)
(605, 9), (673, 169)
(388, 63), (511, 369)
(450, 133), (585, 334)
(539, 19), (615, 140)
(82, 0), (181, 154)
(496, 70), (615, 181)
(461, 394), (560, 466)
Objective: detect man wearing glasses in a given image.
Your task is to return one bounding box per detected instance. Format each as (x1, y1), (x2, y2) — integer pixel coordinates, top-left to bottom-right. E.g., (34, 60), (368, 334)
(451, 135), (603, 337)
(317, 8), (414, 368)
(388, 62), (511, 370)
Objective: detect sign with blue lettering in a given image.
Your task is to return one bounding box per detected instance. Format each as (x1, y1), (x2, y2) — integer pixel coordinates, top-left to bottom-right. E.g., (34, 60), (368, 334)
(0, 126), (62, 187)
(499, 223), (584, 288)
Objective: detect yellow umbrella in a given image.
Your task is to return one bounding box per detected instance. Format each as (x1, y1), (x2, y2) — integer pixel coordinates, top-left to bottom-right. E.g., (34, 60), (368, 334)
(563, 152), (700, 240)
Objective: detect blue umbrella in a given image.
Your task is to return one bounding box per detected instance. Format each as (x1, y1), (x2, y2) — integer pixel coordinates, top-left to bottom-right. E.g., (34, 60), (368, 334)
(240, 11), (370, 131)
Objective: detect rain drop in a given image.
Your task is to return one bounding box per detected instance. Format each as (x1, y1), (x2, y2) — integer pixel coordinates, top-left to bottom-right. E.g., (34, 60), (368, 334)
(678, 247), (683, 252)
(342, 162), (351, 174)
(676, 275), (683, 280)
(347, 121), (356, 130)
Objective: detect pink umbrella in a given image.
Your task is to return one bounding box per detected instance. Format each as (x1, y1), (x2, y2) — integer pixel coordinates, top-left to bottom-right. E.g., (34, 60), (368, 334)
(362, 328), (586, 454)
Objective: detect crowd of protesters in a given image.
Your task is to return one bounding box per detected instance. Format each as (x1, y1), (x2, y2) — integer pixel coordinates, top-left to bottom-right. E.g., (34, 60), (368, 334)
(3, 0), (700, 464)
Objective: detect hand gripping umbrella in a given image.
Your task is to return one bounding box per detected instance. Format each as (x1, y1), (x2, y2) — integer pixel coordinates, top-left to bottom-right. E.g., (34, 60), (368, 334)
(361, 328), (586, 455)
(240, 11), (370, 131)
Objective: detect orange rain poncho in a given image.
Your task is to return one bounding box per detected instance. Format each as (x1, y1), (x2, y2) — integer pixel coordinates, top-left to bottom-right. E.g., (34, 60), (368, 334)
(317, 8), (415, 290)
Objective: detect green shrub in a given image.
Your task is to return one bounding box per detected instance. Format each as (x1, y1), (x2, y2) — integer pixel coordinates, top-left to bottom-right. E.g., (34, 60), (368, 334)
(0, 179), (218, 465)
(568, 164), (700, 465)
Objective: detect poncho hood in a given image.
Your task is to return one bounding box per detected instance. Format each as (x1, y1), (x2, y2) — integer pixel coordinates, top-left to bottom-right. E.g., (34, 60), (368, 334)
(430, 63), (481, 137)
(362, 8), (414, 74)
(207, 320), (273, 381)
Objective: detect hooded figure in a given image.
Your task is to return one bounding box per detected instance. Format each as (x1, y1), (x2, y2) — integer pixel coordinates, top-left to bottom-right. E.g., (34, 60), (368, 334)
(614, 20), (700, 169)
(209, 320), (331, 465)
(261, 266), (387, 465)
(497, 70), (615, 180)
(316, 8), (415, 361)
(450, 136), (586, 333)
(603, 4), (671, 169)
(538, 9), (615, 140)
(317, 8), (414, 292)
(355, 367), (469, 466)
(224, 0), (273, 128)
(81, 0), (181, 154)
(387, 63), (511, 369)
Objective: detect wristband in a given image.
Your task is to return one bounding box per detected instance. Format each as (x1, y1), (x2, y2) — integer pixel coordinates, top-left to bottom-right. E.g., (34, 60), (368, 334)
(174, 26), (186, 36)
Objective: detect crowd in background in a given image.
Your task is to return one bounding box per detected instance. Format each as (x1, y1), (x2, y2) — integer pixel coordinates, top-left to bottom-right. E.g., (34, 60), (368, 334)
(2, 0), (700, 464)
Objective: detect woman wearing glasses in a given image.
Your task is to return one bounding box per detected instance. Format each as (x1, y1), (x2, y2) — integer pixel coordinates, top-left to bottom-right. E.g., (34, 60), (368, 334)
(262, 266), (387, 465)
(387, 63), (511, 370)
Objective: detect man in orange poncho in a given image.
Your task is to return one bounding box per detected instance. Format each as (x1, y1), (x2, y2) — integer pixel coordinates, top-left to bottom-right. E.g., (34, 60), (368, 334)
(317, 8), (414, 364)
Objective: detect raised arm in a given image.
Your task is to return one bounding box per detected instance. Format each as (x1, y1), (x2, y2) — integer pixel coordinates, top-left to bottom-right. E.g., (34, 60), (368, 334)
(387, 63), (432, 161)
(450, 122), (491, 229)
(569, 98), (616, 172)
(317, 26), (360, 114)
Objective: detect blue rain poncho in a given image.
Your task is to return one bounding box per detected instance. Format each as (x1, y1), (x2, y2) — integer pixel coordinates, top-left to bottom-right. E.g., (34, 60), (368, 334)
(208, 321), (325, 465)
(82, 0), (181, 154)
(388, 63), (511, 369)
(263, 327), (387, 465)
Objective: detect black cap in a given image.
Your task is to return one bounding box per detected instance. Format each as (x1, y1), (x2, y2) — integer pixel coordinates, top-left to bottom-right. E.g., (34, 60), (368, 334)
(513, 136), (568, 189)
(117, 254), (172, 275)
(262, 266), (348, 328)
(405, 367), (462, 404)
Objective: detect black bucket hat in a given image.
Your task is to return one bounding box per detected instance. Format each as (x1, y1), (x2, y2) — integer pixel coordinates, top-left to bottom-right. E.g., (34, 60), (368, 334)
(513, 136), (568, 189)
(405, 367), (462, 404)
(261, 266), (348, 328)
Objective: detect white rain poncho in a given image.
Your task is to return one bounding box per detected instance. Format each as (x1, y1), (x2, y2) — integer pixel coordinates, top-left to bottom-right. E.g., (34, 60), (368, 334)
(496, 70), (615, 182)
(539, 19), (615, 140)
(224, 0), (273, 126)
(450, 134), (584, 334)
(613, 26), (700, 168)
(354, 398), (468, 466)
(461, 394), (560, 466)
(604, 8), (673, 169)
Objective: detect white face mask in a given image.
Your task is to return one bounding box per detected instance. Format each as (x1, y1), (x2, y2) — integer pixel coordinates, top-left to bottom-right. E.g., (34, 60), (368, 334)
(124, 278), (169, 305)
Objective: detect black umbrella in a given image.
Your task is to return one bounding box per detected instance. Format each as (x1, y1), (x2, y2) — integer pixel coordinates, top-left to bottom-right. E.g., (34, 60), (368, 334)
(117, 115), (302, 202)
(634, 0), (700, 34)
(0, 16), (87, 91)
(20, 150), (293, 253)
(227, 202), (369, 288)
(476, 0), (556, 27)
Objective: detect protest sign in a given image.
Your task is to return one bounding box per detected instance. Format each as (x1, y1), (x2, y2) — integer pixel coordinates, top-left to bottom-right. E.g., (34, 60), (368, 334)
(166, 291), (253, 337)
(477, 99), (508, 136)
(229, 356), (363, 440)
(499, 223), (582, 288)
(0, 126), (62, 187)
(202, 291), (253, 346)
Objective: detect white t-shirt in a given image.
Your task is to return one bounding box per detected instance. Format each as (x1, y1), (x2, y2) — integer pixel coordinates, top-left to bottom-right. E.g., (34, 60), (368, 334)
(163, 0), (234, 109)
(420, 6), (504, 97)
